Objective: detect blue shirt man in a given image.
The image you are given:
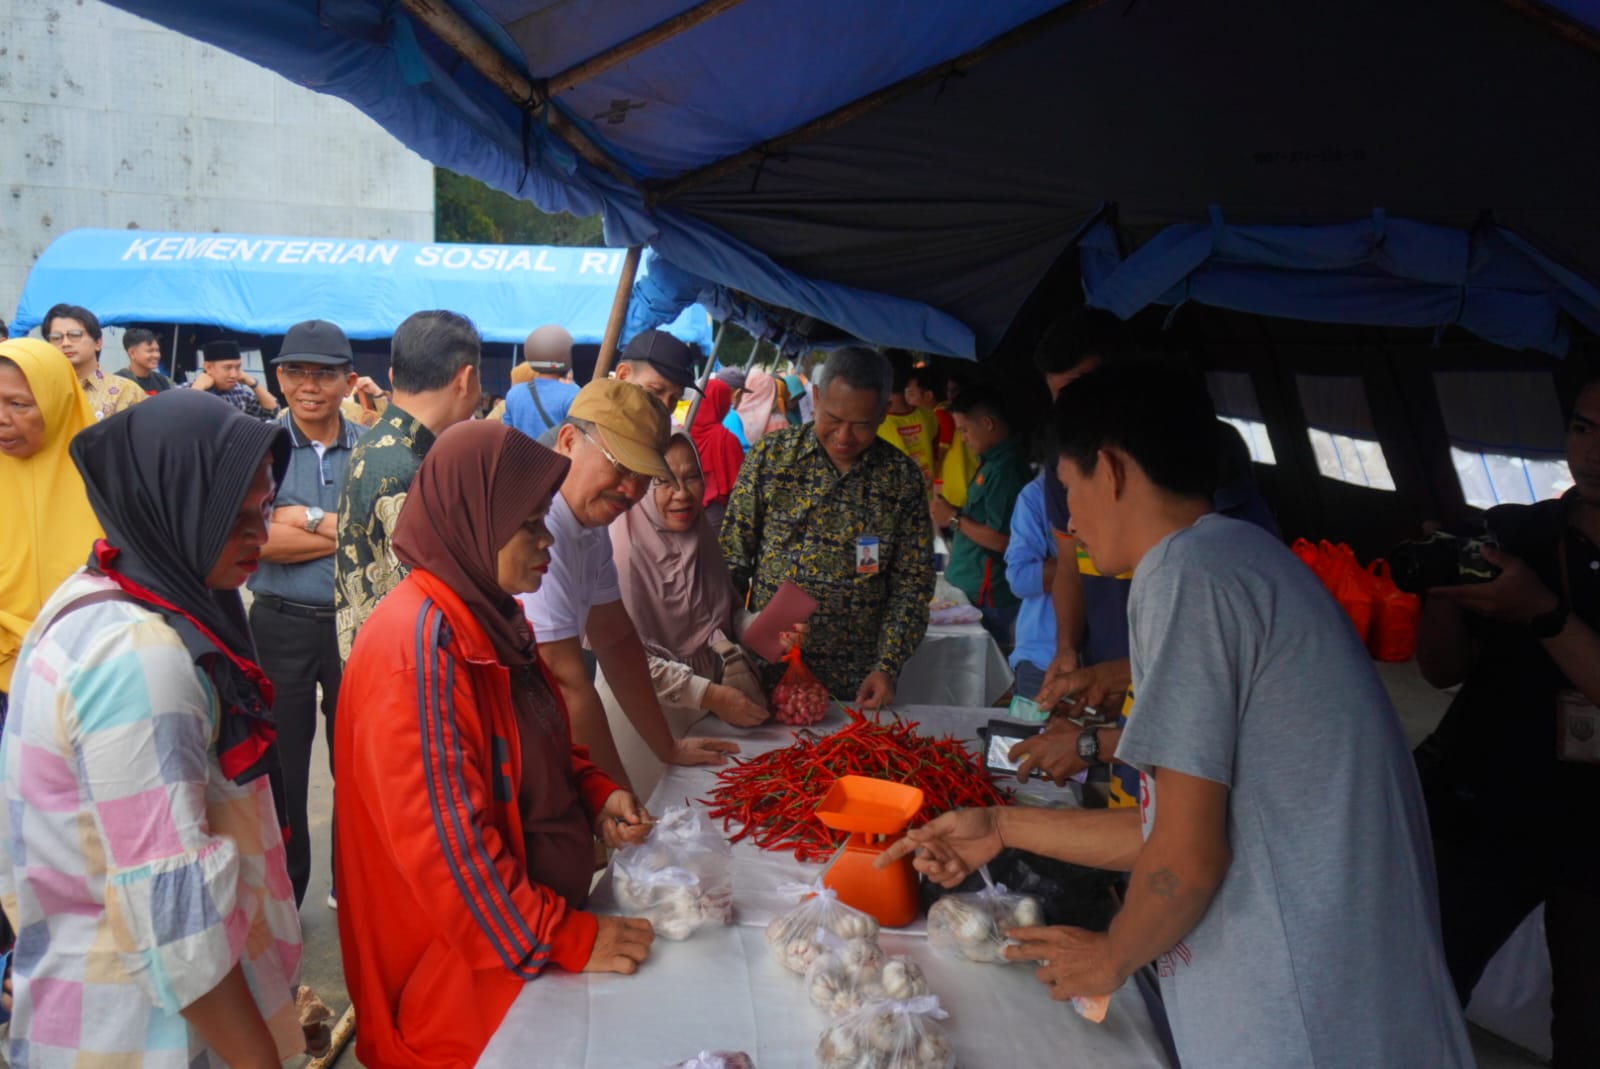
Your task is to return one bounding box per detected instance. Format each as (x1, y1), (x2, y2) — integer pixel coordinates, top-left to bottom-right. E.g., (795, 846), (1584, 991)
(1004, 473), (1057, 698)
(503, 324), (580, 439)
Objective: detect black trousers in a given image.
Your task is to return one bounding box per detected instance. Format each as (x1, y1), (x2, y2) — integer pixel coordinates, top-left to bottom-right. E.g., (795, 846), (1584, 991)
(250, 597), (341, 908)
(1426, 775), (1600, 1068)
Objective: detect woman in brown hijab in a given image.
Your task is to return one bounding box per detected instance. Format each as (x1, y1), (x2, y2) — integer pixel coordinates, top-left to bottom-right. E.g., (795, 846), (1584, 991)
(334, 421), (654, 1069)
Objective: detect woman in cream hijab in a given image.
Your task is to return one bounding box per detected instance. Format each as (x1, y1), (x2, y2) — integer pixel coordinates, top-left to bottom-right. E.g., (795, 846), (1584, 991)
(0, 338), (102, 716)
(601, 433), (808, 795)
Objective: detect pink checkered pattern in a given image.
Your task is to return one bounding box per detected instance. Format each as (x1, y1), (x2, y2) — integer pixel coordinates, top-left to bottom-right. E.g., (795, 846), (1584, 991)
(0, 573), (304, 1068)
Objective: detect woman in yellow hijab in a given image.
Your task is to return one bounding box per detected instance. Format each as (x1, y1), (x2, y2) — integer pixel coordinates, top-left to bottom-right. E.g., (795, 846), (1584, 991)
(0, 338), (103, 713)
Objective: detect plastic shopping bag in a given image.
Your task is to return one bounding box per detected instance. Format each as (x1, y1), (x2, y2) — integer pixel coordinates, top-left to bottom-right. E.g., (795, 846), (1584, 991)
(663, 1053), (756, 1069)
(765, 879), (880, 973)
(770, 646), (831, 725)
(805, 927), (932, 1018)
(925, 866), (1043, 964)
(816, 995), (956, 1069)
(1366, 559), (1421, 662)
(1329, 550), (1375, 641)
(612, 806), (734, 940)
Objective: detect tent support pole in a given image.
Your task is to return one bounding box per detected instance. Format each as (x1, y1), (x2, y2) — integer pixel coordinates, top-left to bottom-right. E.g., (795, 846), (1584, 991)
(683, 321), (729, 428)
(592, 245), (643, 382)
(650, 0), (1109, 203)
(396, 0), (638, 189)
(547, 0), (750, 94)
(745, 338), (768, 371)
(169, 324), (180, 380)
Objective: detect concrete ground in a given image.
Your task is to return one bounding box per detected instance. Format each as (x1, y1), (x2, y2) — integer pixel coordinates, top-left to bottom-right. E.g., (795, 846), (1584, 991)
(293, 662), (1547, 1068)
(293, 725), (350, 1067)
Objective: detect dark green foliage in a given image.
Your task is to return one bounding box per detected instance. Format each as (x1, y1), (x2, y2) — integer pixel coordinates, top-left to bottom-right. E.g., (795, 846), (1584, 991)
(434, 169), (604, 246)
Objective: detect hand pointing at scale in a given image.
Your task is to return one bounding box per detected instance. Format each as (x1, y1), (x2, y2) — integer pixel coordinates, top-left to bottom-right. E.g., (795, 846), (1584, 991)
(873, 808), (1003, 886)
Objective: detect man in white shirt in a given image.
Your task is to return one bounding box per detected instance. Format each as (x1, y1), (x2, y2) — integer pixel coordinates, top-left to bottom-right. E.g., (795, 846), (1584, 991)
(518, 379), (738, 789)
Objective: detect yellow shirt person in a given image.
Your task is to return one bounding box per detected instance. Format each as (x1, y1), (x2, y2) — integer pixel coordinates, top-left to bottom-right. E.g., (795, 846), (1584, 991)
(877, 406), (939, 483)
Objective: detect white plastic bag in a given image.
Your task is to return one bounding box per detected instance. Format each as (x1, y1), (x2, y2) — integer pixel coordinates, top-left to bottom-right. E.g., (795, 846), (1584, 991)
(816, 994), (955, 1069)
(764, 879), (880, 973)
(612, 806), (733, 940)
(663, 1052), (756, 1069)
(925, 866), (1042, 963)
(806, 927), (931, 1018)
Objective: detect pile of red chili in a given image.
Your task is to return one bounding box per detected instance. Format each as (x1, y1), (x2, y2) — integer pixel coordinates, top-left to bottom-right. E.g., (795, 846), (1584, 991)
(700, 707), (1011, 862)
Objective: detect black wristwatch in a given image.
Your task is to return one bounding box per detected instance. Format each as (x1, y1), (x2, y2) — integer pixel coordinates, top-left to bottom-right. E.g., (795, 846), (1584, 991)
(1076, 727), (1101, 764)
(1529, 599), (1569, 639)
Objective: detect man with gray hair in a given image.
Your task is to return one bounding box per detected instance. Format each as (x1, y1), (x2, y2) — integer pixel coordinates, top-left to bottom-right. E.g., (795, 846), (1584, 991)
(334, 309), (483, 662)
(720, 347), (934, 708)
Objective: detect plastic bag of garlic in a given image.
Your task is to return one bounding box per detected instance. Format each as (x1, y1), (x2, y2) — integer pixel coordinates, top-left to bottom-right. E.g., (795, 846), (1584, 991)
(612, 806), (734, 940)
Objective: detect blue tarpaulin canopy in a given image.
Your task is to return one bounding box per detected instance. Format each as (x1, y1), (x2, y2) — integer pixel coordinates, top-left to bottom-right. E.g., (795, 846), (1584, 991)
(99, 0), (1600, 357)
(14, 229), (712, 349)
(1080, 212), (1600, 357)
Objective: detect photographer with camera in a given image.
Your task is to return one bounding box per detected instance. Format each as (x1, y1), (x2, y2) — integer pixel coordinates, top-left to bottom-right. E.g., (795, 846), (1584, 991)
(1411, 373), (1600, 1068)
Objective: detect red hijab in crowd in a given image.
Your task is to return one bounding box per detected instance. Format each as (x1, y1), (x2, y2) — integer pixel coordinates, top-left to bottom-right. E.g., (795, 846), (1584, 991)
(690, 377), (746, 508)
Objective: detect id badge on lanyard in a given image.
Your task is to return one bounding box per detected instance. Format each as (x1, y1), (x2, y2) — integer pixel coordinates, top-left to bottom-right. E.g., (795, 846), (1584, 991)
(855, 535), (881, 575)
(1557, 690), (1600, 764)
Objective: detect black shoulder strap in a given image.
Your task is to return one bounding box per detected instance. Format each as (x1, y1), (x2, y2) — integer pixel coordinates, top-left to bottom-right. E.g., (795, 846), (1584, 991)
(527, 379), (555, 430)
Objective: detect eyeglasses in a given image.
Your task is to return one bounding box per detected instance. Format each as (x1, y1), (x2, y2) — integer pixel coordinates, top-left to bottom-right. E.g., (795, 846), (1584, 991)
(579, 428), (651, 488)
(279, 366), (349, 384)
(651, 473), (706, 492)
(46, 330), (87, 343)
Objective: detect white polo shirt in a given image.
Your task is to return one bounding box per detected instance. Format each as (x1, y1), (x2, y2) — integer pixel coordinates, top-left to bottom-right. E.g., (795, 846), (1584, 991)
(516, 491), (621, 642)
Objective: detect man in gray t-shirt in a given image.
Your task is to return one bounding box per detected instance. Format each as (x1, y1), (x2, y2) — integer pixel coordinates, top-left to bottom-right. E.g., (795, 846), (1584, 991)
(1117, 513), (1470, 1064)
(884, 360), (1470, 1067)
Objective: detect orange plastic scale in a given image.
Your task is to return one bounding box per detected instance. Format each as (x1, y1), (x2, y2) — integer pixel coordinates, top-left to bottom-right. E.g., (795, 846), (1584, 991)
(816, 775), (924, 927)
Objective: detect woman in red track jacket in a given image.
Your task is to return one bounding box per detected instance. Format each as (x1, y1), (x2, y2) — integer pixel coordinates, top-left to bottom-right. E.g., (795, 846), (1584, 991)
(334, 422), (655, 1069)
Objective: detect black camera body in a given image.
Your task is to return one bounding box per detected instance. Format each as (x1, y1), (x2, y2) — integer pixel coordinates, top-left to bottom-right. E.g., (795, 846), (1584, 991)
(1389, 531), (1501, 594)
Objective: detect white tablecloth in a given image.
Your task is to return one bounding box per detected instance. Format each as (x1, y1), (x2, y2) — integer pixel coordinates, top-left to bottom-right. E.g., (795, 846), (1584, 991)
(480, 707), (1172, 1069)
(895, 580), (1014, 708)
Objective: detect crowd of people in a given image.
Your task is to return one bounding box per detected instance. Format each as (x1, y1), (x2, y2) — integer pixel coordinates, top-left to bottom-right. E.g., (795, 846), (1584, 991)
(0, 297), (1595, 1068)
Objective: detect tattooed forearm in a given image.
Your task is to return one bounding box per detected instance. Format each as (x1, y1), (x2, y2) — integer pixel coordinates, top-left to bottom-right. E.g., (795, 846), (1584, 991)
(1148, 867), (1180, 898)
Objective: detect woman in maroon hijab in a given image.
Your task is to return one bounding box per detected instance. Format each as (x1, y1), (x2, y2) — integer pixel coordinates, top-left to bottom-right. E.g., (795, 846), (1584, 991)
(333, 421), (655, 1069)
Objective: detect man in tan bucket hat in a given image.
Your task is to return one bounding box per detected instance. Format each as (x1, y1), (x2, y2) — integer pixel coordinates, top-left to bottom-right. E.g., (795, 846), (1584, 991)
(517, 379), (740, 790)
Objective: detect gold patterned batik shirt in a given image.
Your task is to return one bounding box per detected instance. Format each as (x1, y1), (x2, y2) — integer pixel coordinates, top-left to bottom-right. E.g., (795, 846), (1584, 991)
(81, 367), (144, 421)
(720, 425), (934, 698)
(334, 403), (436, 660)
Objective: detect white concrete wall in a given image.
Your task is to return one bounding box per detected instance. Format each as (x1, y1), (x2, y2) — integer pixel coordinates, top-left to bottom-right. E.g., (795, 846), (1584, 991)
(0, 0), (436, 346)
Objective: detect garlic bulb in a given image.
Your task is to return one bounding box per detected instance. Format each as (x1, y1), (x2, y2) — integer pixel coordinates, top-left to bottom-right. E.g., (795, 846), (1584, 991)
(765, 896), (880, 974)
(927, 890), (1045, 964)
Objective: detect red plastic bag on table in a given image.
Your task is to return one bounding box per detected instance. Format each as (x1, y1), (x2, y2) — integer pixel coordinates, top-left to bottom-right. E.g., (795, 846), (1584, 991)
(1318, 539), (1354, 590)
(770, 646), (831, 725)
(1365, 559), (1421, 662)
(1292, 537), (1344, 591)
(1291, 537), (1322, 576)
(1324, 542), (1375, 641)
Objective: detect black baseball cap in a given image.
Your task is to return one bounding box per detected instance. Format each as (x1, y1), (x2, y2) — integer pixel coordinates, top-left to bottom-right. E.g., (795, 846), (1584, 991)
(620, 330), (700, 389)
(273, 320), (353, 366)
